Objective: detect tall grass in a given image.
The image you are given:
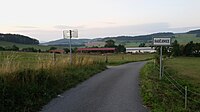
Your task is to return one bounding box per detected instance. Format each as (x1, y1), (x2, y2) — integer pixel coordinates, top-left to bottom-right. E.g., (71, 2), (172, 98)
(140, 61), (200, 111)
(0, 52), (107, 112)
(0, 52), (153, 111)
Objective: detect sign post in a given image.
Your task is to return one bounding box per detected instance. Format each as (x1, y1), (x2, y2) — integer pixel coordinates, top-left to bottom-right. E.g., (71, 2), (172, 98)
(63, 29), (78, 65)
(160, 46), (162, 80)
(153, 37), (171, 80)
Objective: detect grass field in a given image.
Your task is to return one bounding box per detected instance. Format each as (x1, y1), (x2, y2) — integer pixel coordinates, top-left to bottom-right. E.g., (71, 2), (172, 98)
(0, 51), (153, 112)
(0, 41), (65, 51)
(0, 52), (154, 71)
(140, 57), (200, 111)
(123, 33), (200, 47)
(174, 34), (200, 45)
(165, 57), (200, 87)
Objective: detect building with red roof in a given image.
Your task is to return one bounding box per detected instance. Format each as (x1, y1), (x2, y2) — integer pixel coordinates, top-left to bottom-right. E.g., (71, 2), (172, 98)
(49, 49), (65, 54)
(77, 48), (116, 53)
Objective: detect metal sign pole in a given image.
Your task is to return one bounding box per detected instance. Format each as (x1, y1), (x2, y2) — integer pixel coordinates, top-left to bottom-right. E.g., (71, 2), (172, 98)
(153, 37), (171, 80)
(63, 29), (78, 65)
(69, 30), (72, 65)
(160, 46), (162, 80)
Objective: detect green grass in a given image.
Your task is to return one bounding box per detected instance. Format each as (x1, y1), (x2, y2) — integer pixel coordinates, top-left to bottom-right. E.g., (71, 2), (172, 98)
(0, 51), (154, 112)
(106, 53), (154, 65)
(0, 62), (106, 112)
(123, 34), (200, 47)
(0, 52), (154, 70)
(0, 41), (65, 51)
(174, 34), (200, 45)
(140, 58), (200, 112)
(165, 57), (200, 86)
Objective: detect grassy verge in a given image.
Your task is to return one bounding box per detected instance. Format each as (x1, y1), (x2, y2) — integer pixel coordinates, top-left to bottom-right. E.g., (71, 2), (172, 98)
(140, 61), (200, 112)
(0, 60), (106, 112)
(0, 52), (153, 112)
(106, 53), (154, 65)
(0, 41), (65, 51)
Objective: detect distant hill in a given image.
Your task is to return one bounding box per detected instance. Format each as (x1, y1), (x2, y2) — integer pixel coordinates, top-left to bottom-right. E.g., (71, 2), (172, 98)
(187, 29), (200, 34)
(42, 29), (200, 47)
(102, 32), (175, 42)
(0, 41), (54, 51)
(41, 39), (90, 46)
(0, 33), (39, 44)
(41, 32), (175, 47)
(186, 29), (200, 37)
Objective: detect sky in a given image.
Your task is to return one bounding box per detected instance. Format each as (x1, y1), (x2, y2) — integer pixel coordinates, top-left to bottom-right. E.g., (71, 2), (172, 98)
(0, 0), (200, 42)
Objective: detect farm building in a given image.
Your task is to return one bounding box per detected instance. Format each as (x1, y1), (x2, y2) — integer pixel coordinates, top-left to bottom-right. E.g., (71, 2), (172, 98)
(85, 42), (106, 47)
(126, 47), (156, 53)
(49, 49), (65, 54)
(77, 48), (116, 53)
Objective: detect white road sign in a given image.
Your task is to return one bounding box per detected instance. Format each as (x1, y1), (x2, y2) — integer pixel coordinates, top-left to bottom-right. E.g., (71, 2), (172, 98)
(153, 38), (171, 46)
(63, 29), (78, 39)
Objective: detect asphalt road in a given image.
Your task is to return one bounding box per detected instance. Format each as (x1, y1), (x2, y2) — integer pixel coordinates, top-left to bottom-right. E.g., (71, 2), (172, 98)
(41, 61), (148, 112)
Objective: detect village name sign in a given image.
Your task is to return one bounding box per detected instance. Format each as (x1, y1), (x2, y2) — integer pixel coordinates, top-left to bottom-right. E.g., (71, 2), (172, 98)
(153, 37), (171, 46)
(153, 37), (171, 80)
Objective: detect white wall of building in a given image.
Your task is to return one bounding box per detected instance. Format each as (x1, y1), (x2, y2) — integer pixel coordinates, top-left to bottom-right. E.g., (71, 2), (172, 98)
(126, 47), (156, 53)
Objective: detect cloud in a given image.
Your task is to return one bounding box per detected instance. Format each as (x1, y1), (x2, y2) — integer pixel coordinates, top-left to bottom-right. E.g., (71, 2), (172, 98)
(15, 26), (39, 29)
(169, 26), (200, 33)
(54, 25), (85, 30)
(101, 21), (116, 25)
(80, 23), (200, 38)
(80, 22), (171, 38)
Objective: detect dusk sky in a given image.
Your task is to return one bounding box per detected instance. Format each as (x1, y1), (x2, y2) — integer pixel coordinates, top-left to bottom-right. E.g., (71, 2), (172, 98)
(1, 0), (200, 42)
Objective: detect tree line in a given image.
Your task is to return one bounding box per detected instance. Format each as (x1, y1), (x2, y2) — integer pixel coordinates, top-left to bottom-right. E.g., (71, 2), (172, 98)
(85, 40), (126, 53)
(0, 45), (73, 53)
(0, 33), (39, 44)
(157, 40), (200, 57)
(0, 45), (41, 52)
(104, 40), (126, 53)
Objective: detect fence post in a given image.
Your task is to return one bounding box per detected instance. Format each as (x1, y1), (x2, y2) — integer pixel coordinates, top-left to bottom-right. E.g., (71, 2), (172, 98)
(162, 66), (164, 77)
(105, 54), (108, 63)
(185, 86), (187, 109)
(122, 55), (124, 60)
(53, 52), (56, 62)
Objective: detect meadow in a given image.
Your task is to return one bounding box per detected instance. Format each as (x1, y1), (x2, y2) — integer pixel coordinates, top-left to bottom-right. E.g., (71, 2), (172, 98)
(122, 34), (200, 47)
(165, 57), (200, 87)
(0, 41), (65, 51)
(174, 34), (200, 45)
(140, 57), (200, 111)
(0, 51), (153, 112)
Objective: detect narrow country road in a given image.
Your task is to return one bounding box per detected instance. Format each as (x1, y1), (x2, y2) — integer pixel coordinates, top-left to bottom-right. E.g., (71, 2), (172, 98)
(41, 61), (148, 112)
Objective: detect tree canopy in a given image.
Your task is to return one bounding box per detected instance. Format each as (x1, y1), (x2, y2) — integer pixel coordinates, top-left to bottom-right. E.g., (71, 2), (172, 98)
(104, 39), (126, 53)
(157, 40), (200, 57)
(0, 33), (39, 44)
(105, 40), (116, 48)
